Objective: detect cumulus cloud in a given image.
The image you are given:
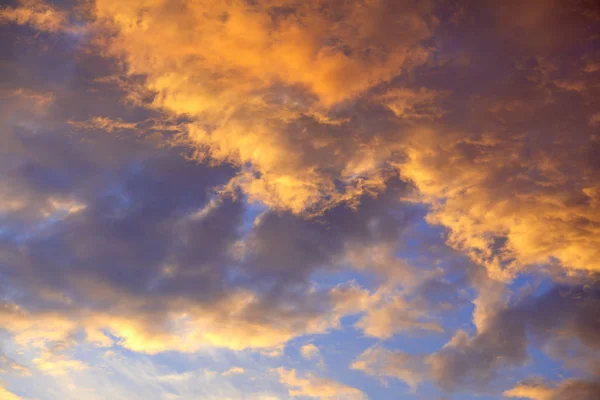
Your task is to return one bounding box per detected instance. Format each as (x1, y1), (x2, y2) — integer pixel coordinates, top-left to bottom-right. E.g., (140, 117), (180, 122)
(353, 283), (600, 393)
(80, 0), (600, 283)
(300, 344), (320, 361)
(355, 292), (443, 339)
(86, 0), (435, 214)
(5, 0), (597, 280)
(276, 368), (366, 400)
(351, 346), (426, 391)
(1, 0), (600, 398)
(0, 0), (68, 32)
(0, 47), (386, 356)
(504, 379), (600, 400)
(0, 75), (420, 359)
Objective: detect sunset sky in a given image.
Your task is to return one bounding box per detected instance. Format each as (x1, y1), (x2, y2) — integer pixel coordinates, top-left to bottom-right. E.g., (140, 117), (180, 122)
(0, 0), (599, 399)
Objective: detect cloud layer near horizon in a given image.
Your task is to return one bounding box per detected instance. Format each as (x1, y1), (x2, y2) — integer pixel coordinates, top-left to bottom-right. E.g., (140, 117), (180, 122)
(0, 0), (599, 399)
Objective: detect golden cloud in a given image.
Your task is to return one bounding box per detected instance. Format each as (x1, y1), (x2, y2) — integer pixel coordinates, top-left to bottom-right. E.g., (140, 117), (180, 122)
(276, 367), (366, 400)
(399, 128), (600, 279)
(88, 0), (434, 214)
(504, 379), (600, 400)
(0, 280), (374, 358)
(0, 386), (21, 400)
(222, 366), (245, 376)
(300, 344), (320, 361)
(0, 0), (68, 32)
(1, 1), (599, 397)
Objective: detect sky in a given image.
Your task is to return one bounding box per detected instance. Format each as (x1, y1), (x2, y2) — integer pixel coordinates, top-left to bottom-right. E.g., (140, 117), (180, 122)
(0, 0), (599, 399)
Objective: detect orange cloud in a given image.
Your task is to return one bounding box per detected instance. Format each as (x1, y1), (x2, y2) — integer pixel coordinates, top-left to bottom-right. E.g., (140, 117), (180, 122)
(504, 382), (555, 400)
(0, 280), (375, 357)
(2, 2), (600, 398)
(0, 0), (68, 32)
(399, 128), (600, 279)
(504, 379), (600, 400)
(88, 0), (434, 214)
(95, 0), (432, 106)
(53, 0), (599, 282)
(276, 368), (366, 400)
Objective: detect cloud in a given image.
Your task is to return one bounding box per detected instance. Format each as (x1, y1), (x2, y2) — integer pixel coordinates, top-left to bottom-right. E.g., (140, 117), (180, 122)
(68, 117), (139, 133)
(33, 351), (87, 376)
(504, 379), (600, 400)
(300, 344), (320, 361)
(258, 345), (285, 359)
(0, 349), (30, 376)
(276, 368), (366, 400)
(0, 0), (68, 32)
(355, 291), (444, 339)
(428, 282), (600, 392)
(351, 347), (426, 391)
(1, 0), (600, 398)
(86, 0), (435, 214)
(491, 0), (600, 51)
(222, 367), (245, 376)
(353, 282), (600, 393)
(84, 0), (600, 283)
(7, 0), (597, 283)
(95, 0), (433, 106)
(399, 125), (600, 279)
(0, 68), (420, 359)
(1, 66), (384, 356)
(378, 87), (448, 121)
(0, 385), (22, 400)
(7, 348), (285, 400)
(0, 44), (429, 359)
(0, 280), (376, 355)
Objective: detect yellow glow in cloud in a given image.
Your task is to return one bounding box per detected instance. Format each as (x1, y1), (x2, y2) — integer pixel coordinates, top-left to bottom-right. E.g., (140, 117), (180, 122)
(95, 0), (431, 106)
(89, 0), (433, 214)
(378, 88), (447, 121)
(0, 0), (67, 32)
(502, 379), (600, 400)
(276, 368), (366, 400)
(300, 344), (320, 361)
(399, 130), (600, 278)
(33, 352), (87, 376)
(222, 367), (245, 376)
(504, 383), (554, 400)
(0, 386), (22, 400)
(6, 0), (599, 282)
(0, 281), (375, 358)
(68, 117), (139, 133)
(0, 305), (78, 348)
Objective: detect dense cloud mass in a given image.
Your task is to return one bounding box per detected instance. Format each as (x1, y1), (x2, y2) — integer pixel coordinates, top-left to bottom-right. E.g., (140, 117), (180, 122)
(0, 0), (599, 399)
